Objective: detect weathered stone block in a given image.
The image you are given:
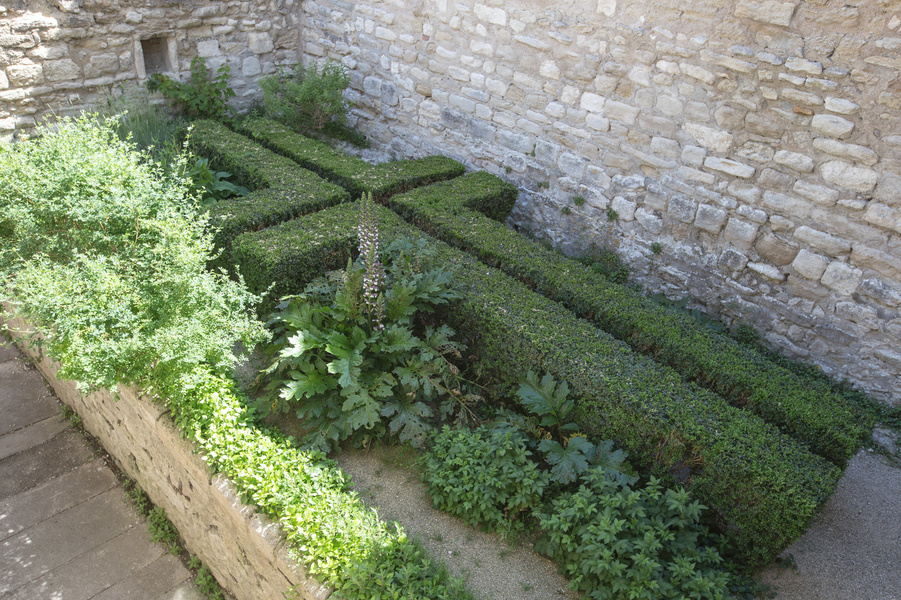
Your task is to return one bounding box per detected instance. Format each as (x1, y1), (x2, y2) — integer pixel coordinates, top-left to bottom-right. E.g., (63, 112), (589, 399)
(756, 232), (800, 266)
(694, 203), (728, 233)
(824, 97), (859, 114)
(603, 100), (640, 125)
(835, 302), (880, 330)
(863, 203), (901, 234)
(811, 138), (878, 166)
(791, 180), (838, 206)
(745, 113), (785, 138)
(248, 32), (273, 54)
(474, 4), (507, 26)
(820, 160), (878, 193)
(793, 226), (851, 256)
(719, 248), (749, 270)
(580, 91), (605, 113)
(792, 249), (830, 280)
(668, 194), (697, 223)
(610, 195), (636, 220)
(785, 57), (822, 75)
(635, 207), (663, 234)
(821, 261), (862, 295)
(734, 1), (798, 26)
(196, 39), (221, 57)
(42, 58), (80, 82)
(684, 123), (733, 153)
(774, 150), (814, 173)
(762, 190), (811, 218)
(704, 157), (755, 179)
(6, 63), (43, 86)
(724, 218), (760, 249)
(811, 114), (854, 138)
(748, 261), (784, 280)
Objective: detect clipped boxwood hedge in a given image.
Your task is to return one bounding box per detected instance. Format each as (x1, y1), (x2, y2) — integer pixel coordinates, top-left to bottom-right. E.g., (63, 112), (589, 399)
(239, 117), (466, 200)
(188, 120), (350, 268)
(234, 200), (841, 570)
(387, 173), (871, 466)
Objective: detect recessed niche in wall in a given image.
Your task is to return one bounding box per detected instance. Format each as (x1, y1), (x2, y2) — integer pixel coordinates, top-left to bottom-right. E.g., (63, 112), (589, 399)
(135, 35), (178, 79)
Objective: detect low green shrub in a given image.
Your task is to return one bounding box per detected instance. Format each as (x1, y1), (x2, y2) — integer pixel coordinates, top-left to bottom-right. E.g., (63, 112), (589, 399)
(147, 56), (236, 121)
(240, 200), (841, 569)
(187, 120), (349, 268)
(240, 117), (465, 200)
(536, 471), (731, 600)
(423, 425), (548, 531)
(260, 59), (351, 132)
(387, 173), (870, 465)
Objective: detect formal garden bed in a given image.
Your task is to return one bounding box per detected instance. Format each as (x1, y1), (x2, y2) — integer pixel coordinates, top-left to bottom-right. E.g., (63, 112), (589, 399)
(1, 60), (893, 599)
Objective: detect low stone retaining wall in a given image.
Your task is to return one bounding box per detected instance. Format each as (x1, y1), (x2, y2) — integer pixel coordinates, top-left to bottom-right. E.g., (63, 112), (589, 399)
(3, 316), (330, 600)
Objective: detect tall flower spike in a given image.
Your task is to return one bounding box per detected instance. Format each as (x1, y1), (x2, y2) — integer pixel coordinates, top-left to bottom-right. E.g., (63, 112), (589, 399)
(357, 192), (385, 330)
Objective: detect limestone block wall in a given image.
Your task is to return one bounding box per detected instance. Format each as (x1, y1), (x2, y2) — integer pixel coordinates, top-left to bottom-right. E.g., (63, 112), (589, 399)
(302, 0), (901, 404)
(4, 316), (330, 600)
(0, 0), (301, 139)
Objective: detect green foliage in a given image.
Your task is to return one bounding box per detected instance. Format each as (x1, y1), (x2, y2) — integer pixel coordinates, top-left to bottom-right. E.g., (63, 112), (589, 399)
(262, 236), (471, 451)
(561, 206), (572, 215)
(0, 116), (267, 395)
(147, 56), (236, 121)
(187, 120), (349, 272)
(572, 195), (585, 206)
(423, 425), (548, 531)
(536, 472), (731, 600)
(59, 404), (82, 428)
(260, 59), (351, 131)
(194, 564), (225, 600)
(184, 156), (249, 203)
(147, 506), (181, 556)
(165, 366), (469, 598)
(281, 200), (841, 569)
(651, 241), (663, 255)
(514, 371), (635, 486)
(387, 171), (870, 466)
(606, 207), (619, 221)
(241, 117), (465, 200)
(99, 84), (186, 171)
(334, 533), (475, 600)
(577, 244), (630, 284)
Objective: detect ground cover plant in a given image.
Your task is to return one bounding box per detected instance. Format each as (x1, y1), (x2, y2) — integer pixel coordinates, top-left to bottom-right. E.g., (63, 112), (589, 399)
(230, 198), (841, 571)
(386, 173), (870, 466)
(147, 56), (236, 121)
(0, 116), (472, 600)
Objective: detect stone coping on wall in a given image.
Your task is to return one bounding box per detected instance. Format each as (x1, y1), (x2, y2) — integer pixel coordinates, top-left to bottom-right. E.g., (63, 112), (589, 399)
(2, 315), (331, 600)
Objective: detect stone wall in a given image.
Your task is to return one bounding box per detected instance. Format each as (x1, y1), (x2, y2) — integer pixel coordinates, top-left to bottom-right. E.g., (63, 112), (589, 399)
(302, 0), (901, 404)
(0, 0), (302, 139)
(3, 316), (330, 600)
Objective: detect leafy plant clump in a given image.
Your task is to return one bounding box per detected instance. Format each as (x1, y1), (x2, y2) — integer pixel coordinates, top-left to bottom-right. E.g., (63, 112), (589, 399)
(0, 116), (267, 396)
(147, 56), (236, 121)
(260, 59), (351, 132)
(262, 194), (475, 451)
(422, 425), (548, 531)
(536, 471), (732, 600)
(184, 156), (249, 203)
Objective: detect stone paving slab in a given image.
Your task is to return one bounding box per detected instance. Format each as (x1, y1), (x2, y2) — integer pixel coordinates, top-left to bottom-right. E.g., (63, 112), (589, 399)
(0, 341), (201, 599)
(0, 458), (117, 542)
(5, 524), (165, 600)
(92, 554), (194, 600)
(0, 341), (19, 363)
(0, 413), (69, 461)
(0, 488), (140, 593)
(0, 367), (59, 437)
(0, 427), (97, 500)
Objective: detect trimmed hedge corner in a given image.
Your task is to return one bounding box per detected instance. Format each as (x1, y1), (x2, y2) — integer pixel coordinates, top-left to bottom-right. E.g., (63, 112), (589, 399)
(387, 173), (871, 466)
(235, 200), (841, 571)
(239, 117), (466, 200)
(188, 120), (350, 268)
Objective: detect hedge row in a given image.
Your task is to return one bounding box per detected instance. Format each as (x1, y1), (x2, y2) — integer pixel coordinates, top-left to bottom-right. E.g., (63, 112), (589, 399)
(188, 120), (350, 268)
(386, 173), (870, 465)
(239, 117), (466, 200)
(233, 200), (841, 570)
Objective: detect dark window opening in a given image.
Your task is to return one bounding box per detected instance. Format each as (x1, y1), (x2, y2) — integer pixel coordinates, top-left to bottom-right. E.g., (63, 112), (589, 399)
(141, 38), (171, 75)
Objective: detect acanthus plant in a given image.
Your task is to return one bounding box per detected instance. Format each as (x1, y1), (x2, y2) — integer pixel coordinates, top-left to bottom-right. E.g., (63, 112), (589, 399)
(260, 194), (480, 451)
